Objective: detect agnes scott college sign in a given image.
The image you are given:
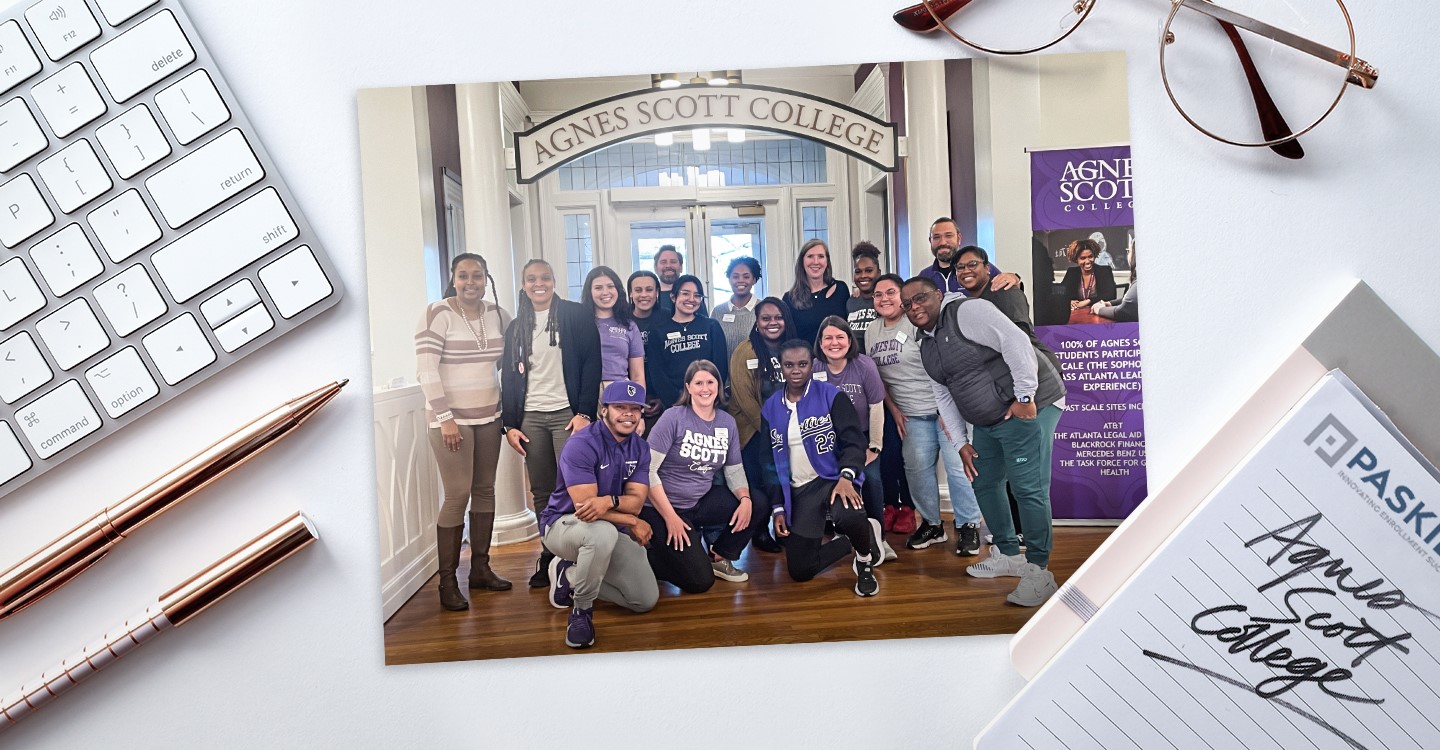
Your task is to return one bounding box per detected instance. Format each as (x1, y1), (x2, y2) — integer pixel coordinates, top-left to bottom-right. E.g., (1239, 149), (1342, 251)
(514, 84), (899, 183)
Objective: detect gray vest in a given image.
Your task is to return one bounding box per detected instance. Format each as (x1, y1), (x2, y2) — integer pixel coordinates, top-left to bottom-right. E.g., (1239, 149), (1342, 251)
(919, 298), (1065, 427)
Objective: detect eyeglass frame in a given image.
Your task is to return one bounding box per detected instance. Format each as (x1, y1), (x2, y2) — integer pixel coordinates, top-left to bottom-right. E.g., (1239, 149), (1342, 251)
(893, 0), (1378, 156)
(900, 290), (935, 310)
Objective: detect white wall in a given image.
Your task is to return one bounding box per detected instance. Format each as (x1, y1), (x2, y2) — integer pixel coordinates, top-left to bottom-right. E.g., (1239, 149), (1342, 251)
(358, 86), (437, 389)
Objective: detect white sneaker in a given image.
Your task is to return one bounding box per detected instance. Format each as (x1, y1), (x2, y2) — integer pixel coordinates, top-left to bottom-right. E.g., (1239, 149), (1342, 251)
(882, 540), (898, 563)
(1007, 563), (1057, 607)
(966, 546), (1027, 579)
(867, 517), (886, 567)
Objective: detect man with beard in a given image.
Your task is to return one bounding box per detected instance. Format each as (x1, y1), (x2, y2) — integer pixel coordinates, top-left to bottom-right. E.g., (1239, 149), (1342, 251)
(920, 217), (1021, 295)
(902, 276), (1065, 607)
(653, 245), (708, 317)
(541, 380), (660, 648)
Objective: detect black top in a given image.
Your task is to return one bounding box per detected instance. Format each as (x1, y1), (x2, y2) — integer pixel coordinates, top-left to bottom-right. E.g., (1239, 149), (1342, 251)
(500, 298), (601, 431)
(1061, 265), (1117, 304)
(783, 280), (851, 348)
(644, 314), (731, 407)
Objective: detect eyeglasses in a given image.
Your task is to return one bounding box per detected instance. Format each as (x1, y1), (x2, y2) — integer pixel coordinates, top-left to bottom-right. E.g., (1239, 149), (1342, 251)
(900, 291), (934, 310)
(954, 259), (985, 271)
(893, 0), (1378, 159)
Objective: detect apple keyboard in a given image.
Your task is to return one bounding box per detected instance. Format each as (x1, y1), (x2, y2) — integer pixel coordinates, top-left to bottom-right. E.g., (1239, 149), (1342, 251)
(0, 0), (342, 496)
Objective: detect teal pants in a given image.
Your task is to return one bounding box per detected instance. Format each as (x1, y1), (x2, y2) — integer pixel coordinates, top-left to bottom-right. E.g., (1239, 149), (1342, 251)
(970, 405), (1062, 567)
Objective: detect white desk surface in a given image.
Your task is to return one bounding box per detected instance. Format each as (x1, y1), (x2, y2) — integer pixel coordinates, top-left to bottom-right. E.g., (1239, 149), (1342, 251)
(1, 1), (1434, 747)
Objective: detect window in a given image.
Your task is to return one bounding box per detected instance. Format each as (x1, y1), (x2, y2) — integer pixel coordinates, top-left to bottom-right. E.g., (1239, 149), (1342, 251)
(564, 212), (594, 300)
(801, 205), (829, 247)
(558, 137), (828, 190)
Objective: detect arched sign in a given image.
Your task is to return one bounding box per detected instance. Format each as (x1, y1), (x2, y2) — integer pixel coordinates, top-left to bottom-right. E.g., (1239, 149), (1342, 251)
(514, 83), (898, 183)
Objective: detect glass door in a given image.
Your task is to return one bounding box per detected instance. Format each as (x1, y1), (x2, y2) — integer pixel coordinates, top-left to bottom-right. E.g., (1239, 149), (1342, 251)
(617, 204), (770, 308)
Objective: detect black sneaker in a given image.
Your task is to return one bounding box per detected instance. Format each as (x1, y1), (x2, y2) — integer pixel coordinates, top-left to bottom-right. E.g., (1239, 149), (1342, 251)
(852, 555), (879, 597)
(528, 551), (552, 589)
(905, 521), (948, 550)
(955, 522), (981, 556)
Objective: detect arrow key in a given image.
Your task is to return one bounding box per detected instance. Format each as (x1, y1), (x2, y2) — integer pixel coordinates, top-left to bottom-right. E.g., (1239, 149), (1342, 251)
(141, 312), (213, 385)
(199, 278), (260, 328)
(213, 302), (272, 353)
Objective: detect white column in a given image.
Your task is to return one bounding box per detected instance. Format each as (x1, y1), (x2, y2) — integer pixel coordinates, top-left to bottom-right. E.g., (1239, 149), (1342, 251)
(903, 61), (952, 276)
(456, 82), (536, 544)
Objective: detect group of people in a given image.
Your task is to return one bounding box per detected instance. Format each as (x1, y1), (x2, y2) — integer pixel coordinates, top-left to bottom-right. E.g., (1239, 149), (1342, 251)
(415, 217), (1070, 649)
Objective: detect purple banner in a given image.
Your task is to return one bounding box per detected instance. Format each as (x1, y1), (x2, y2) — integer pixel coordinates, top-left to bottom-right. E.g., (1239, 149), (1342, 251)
(1036, 323), (1148, 518)
(1030, 146), (1133, 232)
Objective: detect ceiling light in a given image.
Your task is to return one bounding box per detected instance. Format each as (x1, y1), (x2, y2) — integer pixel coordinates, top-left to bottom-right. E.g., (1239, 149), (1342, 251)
(654, 131), (674, 147)
(692, 128), (711, 151)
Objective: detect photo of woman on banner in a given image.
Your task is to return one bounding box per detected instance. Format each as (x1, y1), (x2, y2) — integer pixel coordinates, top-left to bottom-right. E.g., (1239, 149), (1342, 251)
(1061, 239), (1116, 311)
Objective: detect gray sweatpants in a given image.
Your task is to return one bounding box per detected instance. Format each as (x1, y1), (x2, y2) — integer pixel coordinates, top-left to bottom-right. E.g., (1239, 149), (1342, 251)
(542, 514), (659, 612)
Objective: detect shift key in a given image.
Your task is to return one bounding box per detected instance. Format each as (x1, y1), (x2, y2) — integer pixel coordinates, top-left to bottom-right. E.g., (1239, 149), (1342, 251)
(89, 10), (194, 103)
(146, 129), (264, 228)
(151, 187), (296, 303)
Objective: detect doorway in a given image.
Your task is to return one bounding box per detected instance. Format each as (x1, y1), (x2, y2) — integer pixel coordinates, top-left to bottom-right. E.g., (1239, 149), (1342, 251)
(614, 203), (771, 303)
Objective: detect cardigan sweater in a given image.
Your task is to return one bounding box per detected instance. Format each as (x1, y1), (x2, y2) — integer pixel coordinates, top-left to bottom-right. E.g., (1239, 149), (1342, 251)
(500, 298), (601, 431)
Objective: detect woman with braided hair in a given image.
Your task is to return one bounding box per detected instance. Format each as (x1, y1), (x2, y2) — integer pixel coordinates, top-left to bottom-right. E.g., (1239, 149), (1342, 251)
(500, 259), (602, 588)
(416, 253), (512, 611)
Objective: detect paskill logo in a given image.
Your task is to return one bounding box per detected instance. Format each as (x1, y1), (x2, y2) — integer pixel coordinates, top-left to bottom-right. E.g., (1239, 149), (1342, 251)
(1307, 413), (1440, 555)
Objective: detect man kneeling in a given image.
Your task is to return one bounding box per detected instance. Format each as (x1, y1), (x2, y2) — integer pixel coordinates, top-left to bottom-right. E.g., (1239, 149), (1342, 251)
(539, 380), (660, 648)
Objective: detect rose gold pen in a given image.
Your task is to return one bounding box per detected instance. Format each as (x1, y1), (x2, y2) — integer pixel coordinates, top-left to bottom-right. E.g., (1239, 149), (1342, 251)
(0, 512), (318, 731)
(0, 380), (347, 622)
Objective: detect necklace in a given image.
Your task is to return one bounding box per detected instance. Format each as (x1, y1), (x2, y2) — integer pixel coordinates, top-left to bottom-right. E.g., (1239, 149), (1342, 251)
(456, 300), (489, 351)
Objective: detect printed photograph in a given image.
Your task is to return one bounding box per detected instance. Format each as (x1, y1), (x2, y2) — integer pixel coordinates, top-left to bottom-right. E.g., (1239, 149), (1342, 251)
(358, 52), (1144, 663)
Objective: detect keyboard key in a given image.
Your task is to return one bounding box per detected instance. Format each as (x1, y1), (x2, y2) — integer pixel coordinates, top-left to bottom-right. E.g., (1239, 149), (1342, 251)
(0, 173), (53, 247)
(88, 9), (192, 103)
(151, 186), (296, 303)
(30, 62), (105, 137)
(24, 0), (100, 61)
(154, 68), (228, 145)
(86, 188), (160, 262)
(0, 330), (52, 403)
(93, 263), (165, 336)
(0, 21), (41, 96)
(94, 0), (159, 26)
(85, 346), (157, 417)
(259, 245), (332, 319)
(0, 420), (30, 484)
(36, 296), (107, 369)
(147, 128), (262, 228)
(14, 378), (100, 458)
(0, 256), (45, 329)
(29, 223), (101, 296)
(200, 277), (259, 327)
(141, 312), (212, 384)
(0, 97), (48, 171)
(96, 104), (170, 178)
(213, 301), (271, 352)
(37, 138), (111, 212)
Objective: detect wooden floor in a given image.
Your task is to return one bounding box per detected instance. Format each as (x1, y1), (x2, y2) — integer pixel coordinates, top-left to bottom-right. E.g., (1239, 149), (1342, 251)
(383, 524), (1112, 664)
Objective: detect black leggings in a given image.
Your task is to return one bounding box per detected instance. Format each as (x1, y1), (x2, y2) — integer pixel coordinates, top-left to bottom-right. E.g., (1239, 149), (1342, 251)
(881, 410), (914, 510)
(783, 477), (871, 582)
(639, 486), (751, 594)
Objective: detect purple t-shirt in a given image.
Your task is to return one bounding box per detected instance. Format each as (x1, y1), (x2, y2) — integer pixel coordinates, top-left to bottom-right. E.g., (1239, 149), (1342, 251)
(646, 406), (742, 510)
(539, 420), (651, 535)
(811, 355), (885, 435)
(596, 317), (644, 382)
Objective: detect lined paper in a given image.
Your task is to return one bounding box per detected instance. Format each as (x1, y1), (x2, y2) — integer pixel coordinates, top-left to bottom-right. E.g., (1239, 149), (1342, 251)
(980, 373), (1440, 749)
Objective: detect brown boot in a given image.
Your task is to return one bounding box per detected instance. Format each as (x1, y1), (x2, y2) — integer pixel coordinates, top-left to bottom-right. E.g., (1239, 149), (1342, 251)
(436, 525), (468, 611)
(467, 512), (512, 591)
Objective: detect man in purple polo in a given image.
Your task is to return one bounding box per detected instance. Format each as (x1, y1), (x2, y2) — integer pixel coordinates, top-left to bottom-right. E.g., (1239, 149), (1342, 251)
(919, 217), (1021, 296)
(540, 380), (659, 648)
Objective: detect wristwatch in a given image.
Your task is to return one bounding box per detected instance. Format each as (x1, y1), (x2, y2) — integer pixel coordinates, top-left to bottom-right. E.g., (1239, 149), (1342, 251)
(1017, 395), (1033, 404)
(840, 468), (858, 481)
(609, 495), (620, 509)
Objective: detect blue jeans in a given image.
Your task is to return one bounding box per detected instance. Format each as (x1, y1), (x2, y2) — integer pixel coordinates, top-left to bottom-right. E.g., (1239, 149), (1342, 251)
(901, 414), (979, 526)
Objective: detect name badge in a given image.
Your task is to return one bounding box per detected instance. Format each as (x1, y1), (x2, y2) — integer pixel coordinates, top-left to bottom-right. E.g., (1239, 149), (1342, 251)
(714, 427), (728, 440)
(666, 331), (682, 340)
(746, 358), (759, 370)
(722, 314), (736, 323)
(896, 331), (909, 344)
(812, 372), (828, 382)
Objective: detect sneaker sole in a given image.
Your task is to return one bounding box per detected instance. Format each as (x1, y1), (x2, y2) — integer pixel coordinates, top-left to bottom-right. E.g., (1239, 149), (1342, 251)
(868, 518), (886, 568)
(712, 568), (750, 582)
(966, 565), (1023, 579)
(565, 636), (595, 648)
(955, 545), (980, 557)
(906, 533), (948, 550)
(1006, 587), (1056, 607)
(547, 557), (571, 609)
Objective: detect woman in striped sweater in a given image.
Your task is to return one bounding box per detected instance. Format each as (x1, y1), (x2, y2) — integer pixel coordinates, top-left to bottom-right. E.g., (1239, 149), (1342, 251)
(416, 253), (513, 612)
